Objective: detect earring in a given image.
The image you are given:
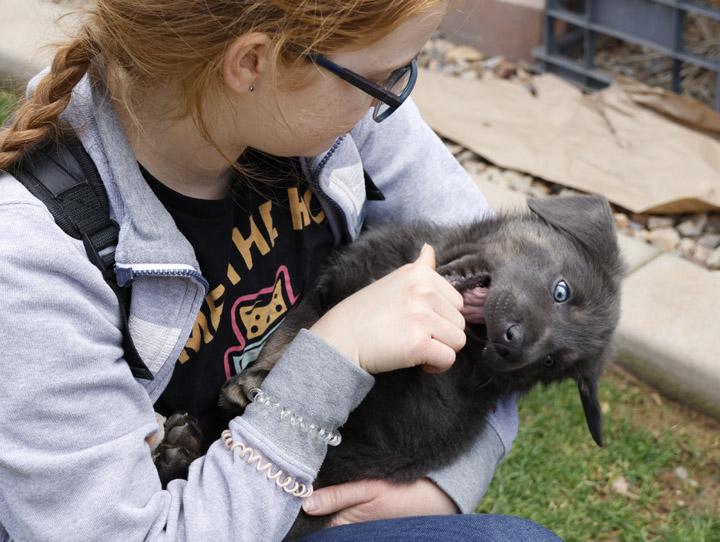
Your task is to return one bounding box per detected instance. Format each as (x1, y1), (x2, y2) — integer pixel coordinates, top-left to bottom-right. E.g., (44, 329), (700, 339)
(249, 86), (254, 92)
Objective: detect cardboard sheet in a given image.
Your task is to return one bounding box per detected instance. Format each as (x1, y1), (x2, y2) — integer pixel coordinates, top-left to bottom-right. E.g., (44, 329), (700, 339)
(413, 69), (720, 214)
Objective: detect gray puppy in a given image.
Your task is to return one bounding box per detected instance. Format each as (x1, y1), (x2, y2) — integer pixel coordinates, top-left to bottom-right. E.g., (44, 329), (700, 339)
(155, 195), (625, 539)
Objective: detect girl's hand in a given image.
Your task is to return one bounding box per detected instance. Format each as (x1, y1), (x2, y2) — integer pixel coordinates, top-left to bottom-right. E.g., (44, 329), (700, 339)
(309, 244), (466, 374)
(301, 478), (460, 527)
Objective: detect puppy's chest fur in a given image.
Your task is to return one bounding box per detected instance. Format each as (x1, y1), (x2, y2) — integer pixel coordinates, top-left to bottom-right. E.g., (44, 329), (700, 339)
(318, 355), (498, 486)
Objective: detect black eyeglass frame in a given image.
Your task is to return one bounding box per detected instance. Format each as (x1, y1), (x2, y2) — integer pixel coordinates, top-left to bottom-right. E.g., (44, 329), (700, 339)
(304, 51), (418, 122)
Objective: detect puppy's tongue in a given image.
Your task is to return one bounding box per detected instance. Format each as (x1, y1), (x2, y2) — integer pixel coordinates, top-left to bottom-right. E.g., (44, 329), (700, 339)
(461, 286), (487, 324)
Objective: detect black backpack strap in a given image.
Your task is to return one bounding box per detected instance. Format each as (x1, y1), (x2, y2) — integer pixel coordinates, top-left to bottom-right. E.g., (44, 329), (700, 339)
(10, 137), (153, 380)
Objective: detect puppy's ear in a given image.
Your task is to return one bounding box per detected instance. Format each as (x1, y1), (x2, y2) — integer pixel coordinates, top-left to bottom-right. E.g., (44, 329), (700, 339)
(577, 374), (604, 447)
(528, 195), (622, 274)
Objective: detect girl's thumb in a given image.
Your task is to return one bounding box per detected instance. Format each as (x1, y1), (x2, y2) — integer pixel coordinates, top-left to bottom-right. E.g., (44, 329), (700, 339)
(416, 243), (436, 270)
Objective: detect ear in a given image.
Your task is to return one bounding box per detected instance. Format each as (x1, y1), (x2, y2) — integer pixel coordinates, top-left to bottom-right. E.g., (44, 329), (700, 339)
(222, 33), (272, 95)
(527, 195), (620, 272)
(577, 374), (604, 447)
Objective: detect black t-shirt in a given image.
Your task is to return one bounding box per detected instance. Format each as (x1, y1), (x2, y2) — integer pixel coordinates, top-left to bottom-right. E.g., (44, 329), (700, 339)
(147, 151), (335, 420)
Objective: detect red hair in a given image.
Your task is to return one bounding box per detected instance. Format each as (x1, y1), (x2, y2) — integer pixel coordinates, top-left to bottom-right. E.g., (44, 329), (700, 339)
(0, 0), (448, 170)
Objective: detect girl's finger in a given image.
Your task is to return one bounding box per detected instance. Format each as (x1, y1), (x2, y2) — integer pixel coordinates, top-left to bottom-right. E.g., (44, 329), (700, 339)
(431, 295), (467, 332)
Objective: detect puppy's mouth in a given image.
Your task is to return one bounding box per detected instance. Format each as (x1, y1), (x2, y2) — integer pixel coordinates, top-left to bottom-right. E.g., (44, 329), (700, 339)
(447, 273), (490, 292)
(445, 273), (491, 345)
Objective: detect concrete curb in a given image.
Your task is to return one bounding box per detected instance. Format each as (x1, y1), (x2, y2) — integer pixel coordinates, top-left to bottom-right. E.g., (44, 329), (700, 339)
(4, 0), (720, 421)
(614, 249), (720, 419)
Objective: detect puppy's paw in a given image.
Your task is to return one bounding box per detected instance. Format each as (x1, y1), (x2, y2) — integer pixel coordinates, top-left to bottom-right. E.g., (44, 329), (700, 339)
(218, 369), (270, 418)
(153, 413), (204, 486)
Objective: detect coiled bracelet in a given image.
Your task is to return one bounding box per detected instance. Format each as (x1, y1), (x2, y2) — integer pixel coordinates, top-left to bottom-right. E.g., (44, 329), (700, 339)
(221, 430), (313, 498)
(247, 387), (342, 447)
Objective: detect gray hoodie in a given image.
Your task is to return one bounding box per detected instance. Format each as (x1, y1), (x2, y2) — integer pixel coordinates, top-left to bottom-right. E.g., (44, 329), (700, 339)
(0, 65), (517, 541)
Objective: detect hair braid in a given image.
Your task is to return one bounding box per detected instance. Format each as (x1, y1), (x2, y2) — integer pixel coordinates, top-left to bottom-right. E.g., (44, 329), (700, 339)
(0, 32), (97, 171)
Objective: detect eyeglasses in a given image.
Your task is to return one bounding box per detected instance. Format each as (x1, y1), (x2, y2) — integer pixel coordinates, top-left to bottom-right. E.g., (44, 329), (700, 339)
(304, 51), (418, 123)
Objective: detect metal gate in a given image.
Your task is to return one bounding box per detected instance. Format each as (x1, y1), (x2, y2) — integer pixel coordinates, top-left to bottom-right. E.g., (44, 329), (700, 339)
(533, 0), (720, 110)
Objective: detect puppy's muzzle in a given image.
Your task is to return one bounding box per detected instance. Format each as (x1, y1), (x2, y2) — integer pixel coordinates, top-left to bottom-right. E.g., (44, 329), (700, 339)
(492, 322), (524, 363)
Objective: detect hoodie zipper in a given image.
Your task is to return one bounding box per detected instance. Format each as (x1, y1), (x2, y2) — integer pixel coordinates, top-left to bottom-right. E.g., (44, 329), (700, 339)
(309, 136), (352, 243)
(115, 263), (209, 294)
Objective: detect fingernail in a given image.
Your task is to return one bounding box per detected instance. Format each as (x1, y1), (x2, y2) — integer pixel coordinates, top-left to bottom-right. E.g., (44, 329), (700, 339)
(302, 495), (319, 513)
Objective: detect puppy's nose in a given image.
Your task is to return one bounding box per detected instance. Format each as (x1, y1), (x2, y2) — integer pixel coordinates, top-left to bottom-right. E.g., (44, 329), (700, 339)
(495, 323), (524, 362)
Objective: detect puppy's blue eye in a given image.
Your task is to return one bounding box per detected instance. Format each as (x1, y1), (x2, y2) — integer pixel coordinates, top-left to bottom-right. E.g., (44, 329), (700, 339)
(553, 280), (570, 303)
(543, 355), (555, 367)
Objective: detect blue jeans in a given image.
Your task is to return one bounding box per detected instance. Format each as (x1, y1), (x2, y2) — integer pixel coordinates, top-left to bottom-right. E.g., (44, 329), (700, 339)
(296, 514), (563, 541)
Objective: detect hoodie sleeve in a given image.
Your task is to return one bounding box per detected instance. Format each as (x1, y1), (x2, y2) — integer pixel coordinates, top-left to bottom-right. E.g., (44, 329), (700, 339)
(349, 99), (520, 511)
(0, 174), (373, 542)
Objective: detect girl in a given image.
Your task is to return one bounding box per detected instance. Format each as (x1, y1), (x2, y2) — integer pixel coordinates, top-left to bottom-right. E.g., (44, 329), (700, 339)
(0, 1), (559, 540)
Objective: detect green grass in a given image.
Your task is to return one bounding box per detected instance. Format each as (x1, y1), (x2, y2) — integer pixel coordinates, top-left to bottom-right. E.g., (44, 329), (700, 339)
(0, 90), (17, 126)
(477, 367), (720, 542)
